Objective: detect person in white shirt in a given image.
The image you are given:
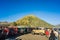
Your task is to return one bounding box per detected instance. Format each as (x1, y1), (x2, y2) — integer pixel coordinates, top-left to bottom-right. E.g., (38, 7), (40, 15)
(54, 30), (58, 40)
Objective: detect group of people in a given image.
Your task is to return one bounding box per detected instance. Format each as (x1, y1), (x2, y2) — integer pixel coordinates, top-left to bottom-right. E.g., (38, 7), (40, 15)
(45, 29), (58, 40)
(0, 26), (18, 40)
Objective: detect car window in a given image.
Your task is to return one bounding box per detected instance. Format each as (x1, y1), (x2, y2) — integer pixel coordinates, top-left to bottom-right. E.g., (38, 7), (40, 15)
(59, 28), (60, 31)
(54, 28), (57, 31)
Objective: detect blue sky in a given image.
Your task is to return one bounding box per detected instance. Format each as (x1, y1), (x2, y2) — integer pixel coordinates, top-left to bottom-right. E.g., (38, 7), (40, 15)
(0, 0), (60, 25)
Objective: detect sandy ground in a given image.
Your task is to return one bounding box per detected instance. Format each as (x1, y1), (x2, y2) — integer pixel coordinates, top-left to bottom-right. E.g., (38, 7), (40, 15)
(5, 33), (60, 40)
(16, 34), (48, 40)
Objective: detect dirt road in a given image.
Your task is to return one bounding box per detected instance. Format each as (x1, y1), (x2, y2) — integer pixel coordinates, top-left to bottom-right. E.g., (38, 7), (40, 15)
(5, 33), (60, 40)
(16, 34), (48, 40)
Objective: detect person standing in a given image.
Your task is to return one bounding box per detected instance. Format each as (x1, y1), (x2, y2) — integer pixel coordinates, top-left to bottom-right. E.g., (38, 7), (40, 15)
(47, 29), (51, 37)
(0, 27), (3, 40)
(45, 29), (49, 38)
(49, 30), (56, 40)
(54, 30), (58, 40)
(2, 27), (9, 39)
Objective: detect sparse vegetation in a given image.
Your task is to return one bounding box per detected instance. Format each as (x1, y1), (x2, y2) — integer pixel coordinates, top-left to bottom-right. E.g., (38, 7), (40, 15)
(16, 15), (54, 28)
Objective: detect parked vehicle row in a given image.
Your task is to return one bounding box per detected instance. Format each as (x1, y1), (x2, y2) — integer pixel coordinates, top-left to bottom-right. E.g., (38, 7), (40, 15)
(32, 27), (60, 35)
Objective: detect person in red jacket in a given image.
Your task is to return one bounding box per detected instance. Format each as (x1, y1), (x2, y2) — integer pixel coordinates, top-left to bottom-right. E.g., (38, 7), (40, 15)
(2, 27), (9, 39)
(45, 29), (49, 38)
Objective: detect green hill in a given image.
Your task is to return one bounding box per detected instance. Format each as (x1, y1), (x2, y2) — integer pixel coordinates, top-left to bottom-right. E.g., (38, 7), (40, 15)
(16, 15), (54, 28)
